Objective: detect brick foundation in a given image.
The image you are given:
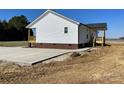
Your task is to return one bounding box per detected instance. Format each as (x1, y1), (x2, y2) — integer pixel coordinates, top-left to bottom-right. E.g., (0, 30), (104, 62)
(29, 43), (85, 49)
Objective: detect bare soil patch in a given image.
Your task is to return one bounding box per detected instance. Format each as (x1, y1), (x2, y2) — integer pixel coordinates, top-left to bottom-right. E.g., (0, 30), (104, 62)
(0, 45), (124, 83)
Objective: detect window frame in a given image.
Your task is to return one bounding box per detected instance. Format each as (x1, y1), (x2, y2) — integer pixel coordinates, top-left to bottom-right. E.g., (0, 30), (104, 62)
(86, 34), (88, 39)
(64, 27), (68, 34)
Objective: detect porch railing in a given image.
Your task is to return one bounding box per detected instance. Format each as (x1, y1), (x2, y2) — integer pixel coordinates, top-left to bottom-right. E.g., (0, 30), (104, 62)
(96, 37), (104, 44)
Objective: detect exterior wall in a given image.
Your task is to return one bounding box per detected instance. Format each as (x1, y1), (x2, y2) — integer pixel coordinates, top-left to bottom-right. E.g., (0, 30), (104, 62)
(30, 12), (79, 44)
(78, 25), (91, 44)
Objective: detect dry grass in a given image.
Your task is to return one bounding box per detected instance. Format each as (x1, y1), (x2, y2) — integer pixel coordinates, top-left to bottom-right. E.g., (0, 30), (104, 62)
(0, 41), (28, 47)
(0, 45), (124, 83)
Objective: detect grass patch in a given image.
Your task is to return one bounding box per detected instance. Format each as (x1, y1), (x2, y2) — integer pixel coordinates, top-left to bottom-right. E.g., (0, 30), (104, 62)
(0, 41), (28, 47)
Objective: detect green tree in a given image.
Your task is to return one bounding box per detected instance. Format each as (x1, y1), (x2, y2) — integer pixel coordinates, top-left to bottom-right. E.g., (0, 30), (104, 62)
(8, 15), (29, 40)
(0, 15), (29, 41)
(0, 20), (4, 31)
(2, 20), (8, 31)
(8, 15), (29, 31)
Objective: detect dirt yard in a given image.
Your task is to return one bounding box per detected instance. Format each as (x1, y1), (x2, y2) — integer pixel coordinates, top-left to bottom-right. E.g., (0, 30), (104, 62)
(0, 45), (124, 84)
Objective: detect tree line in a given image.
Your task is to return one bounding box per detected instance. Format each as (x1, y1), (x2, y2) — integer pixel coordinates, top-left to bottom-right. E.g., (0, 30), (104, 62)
(0, 15), (30, 41)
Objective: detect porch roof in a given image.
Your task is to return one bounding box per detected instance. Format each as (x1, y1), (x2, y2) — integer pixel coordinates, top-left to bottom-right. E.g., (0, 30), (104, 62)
(86, 23), (107, 31)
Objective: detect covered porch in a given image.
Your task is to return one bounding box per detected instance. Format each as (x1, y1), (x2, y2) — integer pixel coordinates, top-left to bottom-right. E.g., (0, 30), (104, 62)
(86, 23), (107, 47)
(28, 28), (36, 47)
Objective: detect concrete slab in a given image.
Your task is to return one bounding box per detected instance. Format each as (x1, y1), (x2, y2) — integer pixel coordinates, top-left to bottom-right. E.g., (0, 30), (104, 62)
(0, 47), (90, 65)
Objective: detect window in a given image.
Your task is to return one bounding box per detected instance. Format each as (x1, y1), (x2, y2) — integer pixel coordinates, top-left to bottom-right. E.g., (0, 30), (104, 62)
(64, 27), (68, 34)
(86, 34), (88, 39)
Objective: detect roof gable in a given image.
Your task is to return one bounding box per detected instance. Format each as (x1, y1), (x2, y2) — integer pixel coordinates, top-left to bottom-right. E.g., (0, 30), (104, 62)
(26, 10), (80, 28)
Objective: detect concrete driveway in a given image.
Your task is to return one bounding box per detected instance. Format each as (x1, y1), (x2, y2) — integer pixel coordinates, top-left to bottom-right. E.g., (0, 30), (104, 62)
(0, 47), (70, 65)
(0, 47), (90, 65)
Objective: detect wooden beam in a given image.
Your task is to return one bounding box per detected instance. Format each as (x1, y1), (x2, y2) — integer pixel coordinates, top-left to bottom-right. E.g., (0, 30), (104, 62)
(28, 29), (31, 47)
(102, 37), (104, 47)
(28, 29), (30, 41)
(103, 30), (105, 45)
(93, 36), (96, 47)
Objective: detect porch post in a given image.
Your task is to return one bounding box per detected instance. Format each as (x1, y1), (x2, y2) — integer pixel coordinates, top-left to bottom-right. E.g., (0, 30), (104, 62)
(28, 29), (30, 41)
(93, 36), (96, 47)
(103, 30), (105, 46)
(28, 29), (31, 47)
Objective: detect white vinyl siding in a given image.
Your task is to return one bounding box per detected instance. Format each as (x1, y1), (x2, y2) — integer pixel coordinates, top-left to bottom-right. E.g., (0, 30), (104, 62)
(30, 12), (79, 44)
(79, 25), (91, 44)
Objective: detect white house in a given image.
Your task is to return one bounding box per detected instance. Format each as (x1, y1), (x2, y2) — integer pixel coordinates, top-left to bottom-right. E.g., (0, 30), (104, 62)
(26, 10), (107, 49)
